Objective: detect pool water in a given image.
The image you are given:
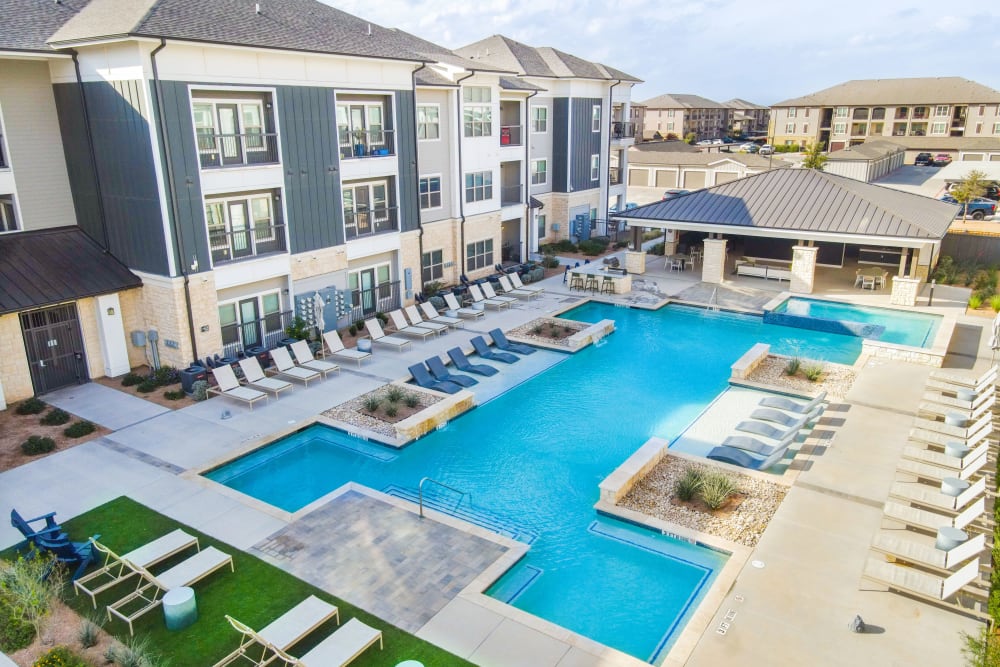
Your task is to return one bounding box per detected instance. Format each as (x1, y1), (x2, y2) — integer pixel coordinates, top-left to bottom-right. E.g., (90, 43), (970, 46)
(771, 297), (941, 348)
(205, 303), (867, 662)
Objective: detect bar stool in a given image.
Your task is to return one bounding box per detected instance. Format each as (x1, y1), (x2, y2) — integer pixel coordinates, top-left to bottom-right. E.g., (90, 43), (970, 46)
(601, 276), (615, 295)
(584, 276), (599, 293)
(569, 273), (584, 291)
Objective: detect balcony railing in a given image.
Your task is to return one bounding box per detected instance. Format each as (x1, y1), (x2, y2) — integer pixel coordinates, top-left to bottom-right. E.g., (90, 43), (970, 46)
(198, 132), (279, 169)
(209, 223), (287, 265)
(612, 121), (636, 139)
(609, 167), (622, 185)
(339, 129), (395, 160)
(500, 125), (522, 146)
(500, 184), (523, 206)
(221, 309), (294, 359)
(344, 206), (398, 240)
(346, 280), (401, 323)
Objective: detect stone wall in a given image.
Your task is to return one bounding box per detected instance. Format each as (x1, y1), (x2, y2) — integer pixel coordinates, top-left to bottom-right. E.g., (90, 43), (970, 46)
(0, 313), (32, 404)
(890, 275), (920, 307)
(862, 340), (944, 367)
(290, 244), (348, 282)
(730, 343), (770, 380)
(701, 238), (727, 284)
(547, 191), (600, 242)
(463, 211), (502, 281)
(790, 246), (817, 294)
(419, 218), (462, 287)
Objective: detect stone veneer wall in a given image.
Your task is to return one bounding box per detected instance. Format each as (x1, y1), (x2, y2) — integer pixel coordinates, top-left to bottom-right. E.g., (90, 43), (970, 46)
(861, 340), (944, 367)
(419, 218), (462, 288)
(290, 245), (347, 282)
(790, 246), (818, 294)
(547, 191), (600, 242)
(890, 276), (920, 307)
(0, 313), (32, 404)
(129, 272), (222, 369)
(701, 238), (727, 284)
(463, 211), (502, 281)
(396, 229), (422, 302)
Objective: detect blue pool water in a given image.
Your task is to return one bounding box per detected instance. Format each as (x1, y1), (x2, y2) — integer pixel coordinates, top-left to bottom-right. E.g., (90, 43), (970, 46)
(205, 303), (868, 662)
(770, 297), (941, 348)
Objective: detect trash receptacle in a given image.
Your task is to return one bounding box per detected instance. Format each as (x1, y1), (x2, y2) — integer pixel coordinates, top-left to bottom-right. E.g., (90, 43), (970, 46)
(179, 365), (207, 394)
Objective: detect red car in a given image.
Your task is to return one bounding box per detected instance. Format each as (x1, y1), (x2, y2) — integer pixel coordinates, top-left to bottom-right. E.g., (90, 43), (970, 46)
(933, 153), (952, 166)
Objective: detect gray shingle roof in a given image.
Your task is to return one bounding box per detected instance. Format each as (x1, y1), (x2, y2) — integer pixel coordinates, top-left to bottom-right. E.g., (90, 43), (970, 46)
(455, 34), (640, 82)
(775, 77), (1000, 107)
(640, 93), (725, 109)
(0, 0), (92, 53)
(614, 168), (957, 241)
(499, 77), (546, 92)
(723, 98), (768, 110)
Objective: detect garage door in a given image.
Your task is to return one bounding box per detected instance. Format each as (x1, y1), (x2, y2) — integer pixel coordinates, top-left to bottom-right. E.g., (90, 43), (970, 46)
(655, 170), (677, 188)
(829, 141), (846, 152)
(715, 172), (739, 184)
(991, 154), (1000, 162)
(683, 171), (706, 189)
(628, 168), (648, 186)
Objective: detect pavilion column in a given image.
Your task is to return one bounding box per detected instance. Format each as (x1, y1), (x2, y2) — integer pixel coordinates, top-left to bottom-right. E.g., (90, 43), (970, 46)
(790, 246), (818, 294)
(897, 248), (908, 278)
(912, 246), (930, 281)
(701, 238), (728, 284)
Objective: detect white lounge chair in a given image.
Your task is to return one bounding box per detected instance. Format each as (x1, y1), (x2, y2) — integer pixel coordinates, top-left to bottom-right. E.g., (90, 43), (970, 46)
(497, 275), (539, 300)
(896, 455), (986, 483)
(273, 617), (383, 666)
(418, 302), (464, 329)
(443, 292), (485, 319)
(238, 357), (293, 398)
(927, 365), (998, 394)
(749, 406), (824, 428)
(889, 476), (986, 512)
(911, 412), (992, 440)
(290, 340), (340, 377)
(508, 271), (544, 295)
(870, 531), (986, 572)
(269, 347), (321, 385)
(902, 441), (990, 474)
(322, 330), (371, 367)
(909, 421), (992, 449)
(861, 556), (987, 615)
(882, 497), (986, 533)
(74, 530), (199, 608)
(403, 305), (449, 334)
(921, 386), (994, 411)
(758, 390), (827, 414)
(387, 310), (436, 340)
(735, 417), (808, 441)
(208, 365), (268, 410)
(917, 393), (995, 422)
(214, 595), (340, 667)
(467, 283), (510, 310)
(480, 280), (518, 306)
(108, 546), (234, 635)
(364, 318), (411, 351)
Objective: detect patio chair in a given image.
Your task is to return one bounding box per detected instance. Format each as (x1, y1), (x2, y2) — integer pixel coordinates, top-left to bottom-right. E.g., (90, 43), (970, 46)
(407, 363), (462, 394)
(669, 258), (684, 272)
(322, 330), (372, 367)
(758, 390), (827, 414)
(489, 328), (536, 355)
(882, 497), (986, 533)
(480, 281), (519, 306)
(447, 347), (498, 376)
(425, 356), (478, 387)
(921, 385), (994, 411)
(721, 429), (798, 456)
(896, 455), (986, 483)
(902, 441), (990, 474)
(208, 365), (268, 410)
(10, 508), (65, 543)
(917, 393), (995, 422)
(108, 545), (234, 635)
(706, 441), (794, 471)
(889, 476), (987, 512)
(290, 340), (341, 377)
(909, 422), (992, 450)
(497, 275), (539, 300)
(418, 302), (465, 329)
(912, 412), (992, 441)
(271, 617), (383, 667)
(33, 533), (99, 581)
(467, 283), (511, 310)
(927, 365), (998, 394)
(238, 357), (293, 398)
(508, 271), (544, 295)
(363, 318), (411, 351)
(269, 347), (322, 385)
(749, 406), (824, 428)
(735, 417), (808, 441)
(870, 531), (986, 573)
(861, 556), (986, 612)
(213, 595), (339, 667)
(75, 530), (199, 608)
(470, 335), (519, 364)
(403, 305), (449, 334)
(387, 310), (436, 340)
(443, 292), (485, 319)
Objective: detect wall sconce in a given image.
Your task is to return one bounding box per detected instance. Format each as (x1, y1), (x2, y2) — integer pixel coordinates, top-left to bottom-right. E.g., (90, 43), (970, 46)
(190, 255), (199, 272)
(106, 307), (116, 316)
(200, 325), (210, 332)
(274, 193), (281, 201)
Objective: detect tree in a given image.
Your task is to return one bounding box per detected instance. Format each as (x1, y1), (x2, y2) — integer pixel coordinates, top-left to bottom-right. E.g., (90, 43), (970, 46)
(951, 169), (988, 221)
(684, 132), (697, 145)
(801, 142), (827, 170)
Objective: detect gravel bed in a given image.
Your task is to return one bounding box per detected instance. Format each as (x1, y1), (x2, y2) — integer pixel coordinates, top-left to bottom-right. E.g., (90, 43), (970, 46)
(746, 354), (856, 399)
(618, 456), (787, 548)
(508, 317), (589, 347)
(322, 385), (441, 438)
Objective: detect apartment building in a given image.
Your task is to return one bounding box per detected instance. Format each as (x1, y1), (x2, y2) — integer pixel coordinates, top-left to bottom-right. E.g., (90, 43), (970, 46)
(635, 94), (729, 141)
(722, 98), (770, 137)
(770, 77), (1000, 156)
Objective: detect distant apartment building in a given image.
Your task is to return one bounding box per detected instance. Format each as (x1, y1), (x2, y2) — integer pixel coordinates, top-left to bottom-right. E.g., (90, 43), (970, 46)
(635, 94), (730, 141)
(723, 99), (770, 137)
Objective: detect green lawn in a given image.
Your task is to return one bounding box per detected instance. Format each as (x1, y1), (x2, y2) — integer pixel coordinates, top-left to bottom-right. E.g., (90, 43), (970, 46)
(43, 496), (475, 666)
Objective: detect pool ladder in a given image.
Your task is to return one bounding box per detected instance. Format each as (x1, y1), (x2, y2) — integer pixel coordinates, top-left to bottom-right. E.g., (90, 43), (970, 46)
(707, 288), (720, 312)
(418, 477), (468, 518)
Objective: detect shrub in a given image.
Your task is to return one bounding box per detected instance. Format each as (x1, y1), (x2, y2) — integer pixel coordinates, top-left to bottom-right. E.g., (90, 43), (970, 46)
(971, 269), (997, 293)
(648, 242), (665, 256)
(191, 380), (209, 401)
(404, 394), (419, 408)
(0, 596), (35, 652)
(541, 254), (560, 269)
(375, 312), (388, 325)
(932, 255), (958, 284)
(423, 280), (444, 296)
(21, 435), (56, 456)
(77, 616), (100, 648)
(784, 357), (801, 376)
(33, 645), (92, 667)
(386, 386), (406, 403)
(563, 325), (572, 334)
(15, 397), (46, 415)
(348, 325), (358, 337)
(120, 372), (145, 387)
(64, 421), (96, 438)
(802, 363), (824, 382)
(40, 408), (71, 426)
(163, 390), (186, 401)
(578, 239), (609, 256)
(700, 471), (737, 510)
(152, 365), (178, 386)
(0, 551), (65, 649)
(103, 645), (118, 665)
(614, 241), (628, 249)
(642, 230), (663, 241)
(362, 396), (381, 413)
(285, 316), (310, 340)
(384, 404), (398, 418)
(532, 325), (544, 335)
(969, 294), (984, 309)
(991, 295), (1000, 313)
(109, 635), (156, 667)
(674, 467), (703, 502)
(136, 379), (158, 393)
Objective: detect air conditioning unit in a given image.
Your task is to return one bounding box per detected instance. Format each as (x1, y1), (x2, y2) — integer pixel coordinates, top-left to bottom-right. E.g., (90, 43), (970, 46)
(551, 223), (560, 231)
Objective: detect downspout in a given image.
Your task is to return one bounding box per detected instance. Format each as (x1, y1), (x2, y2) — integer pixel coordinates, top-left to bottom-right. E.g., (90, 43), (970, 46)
(150, 39), (199, 361)
(455, 71), (475, 275)
(411, 63), (428, 291)
(523, 89), (538, 261)
(70, 50), (111, 252)
(605, 79), (621, 217)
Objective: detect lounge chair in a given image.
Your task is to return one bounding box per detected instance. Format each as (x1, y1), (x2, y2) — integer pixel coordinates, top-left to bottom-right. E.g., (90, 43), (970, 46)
(426, 356), (478, 387)
(467, 283), (510, 310)
(927, 365), (997, 394)
(706, 441), (794, 471)
(238, 357), (293, 398)
(363, 318), (411, 351)
(480, 280), (519, 306)
(889, 476), (986, 512)
(322, 330), (372, 367)
(909, 422), (992, 449)
(403, 305), (449, 335)
(917, 393), (995, 422)
(33, 533), (99, 581)
(272, 617), (383, 666)
(447, 347), (498, 376)
(735, 418), (807, 441)
(921, 386), (994, 411)
(896, 455), (986, 482)
(407, 363), (462, 394)
(269, 347), (322, 385)
(108, 546), (234, 635)
(749, 406), (824, 428)
(387, 310), (436, 340)
(870, 531), (986, 572)
(721, 429), (798, 456)
(902, 441), (990, 474)
(10, 508), (65, 543)
(214, 595), (339, 667)
(75, 530), (199, 608)
(758, 390), (827, 414)
(911, 412), (992, 441)
(418, 302), (464, 329)
(489, 328), (536, 355)
(509, 271), (544, 295)
(470, 335), (519, 364)
(208, 365), (268, 409)
(290, 340), (341, 377)
(861, 556), (986, 614)
(882, 498), (986, 533)
(497, 275), (539, 300)
(443, 292), (485, 319)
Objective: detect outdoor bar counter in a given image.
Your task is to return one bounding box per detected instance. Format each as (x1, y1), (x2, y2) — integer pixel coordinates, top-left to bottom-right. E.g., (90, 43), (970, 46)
(568, 263), (632, 294)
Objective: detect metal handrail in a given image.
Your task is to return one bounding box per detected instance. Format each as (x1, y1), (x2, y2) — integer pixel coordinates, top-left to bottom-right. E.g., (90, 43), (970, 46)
(418, 476), (468, 518)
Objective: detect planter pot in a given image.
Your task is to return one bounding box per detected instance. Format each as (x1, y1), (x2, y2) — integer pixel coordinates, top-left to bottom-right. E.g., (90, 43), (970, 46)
(944, 412), (969, 427)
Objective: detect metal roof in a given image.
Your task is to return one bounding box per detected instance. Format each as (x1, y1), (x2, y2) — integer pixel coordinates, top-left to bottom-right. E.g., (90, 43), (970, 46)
(0, 227), (142, 315)
(628, 147), (790, 169)
(775, 77), (1000, 107)
(614, 168), (958, 241)
(935, 162), (1000, 183)
(499, 77), (546, 92)
(826, 140), (905, 161)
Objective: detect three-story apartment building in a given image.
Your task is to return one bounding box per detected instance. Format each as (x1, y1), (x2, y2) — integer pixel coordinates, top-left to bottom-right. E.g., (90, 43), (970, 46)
(636, 94), (729, 141)
(722, 98), (770, 137)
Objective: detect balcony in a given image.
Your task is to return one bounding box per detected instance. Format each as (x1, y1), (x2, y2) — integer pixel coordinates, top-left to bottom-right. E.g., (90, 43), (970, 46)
(609, 167), (622, 185)
(198, 132), (279, 169)
(221, 309), (293, 359)
(209, 223), (287, 265)
(339, 129), (396, 160)
(500, 184), (523, 206)
(612, 122), (636, 139)
(344, 206), (398, 240)
(345, 280), (401, 324)
(500, 125), (522, 146)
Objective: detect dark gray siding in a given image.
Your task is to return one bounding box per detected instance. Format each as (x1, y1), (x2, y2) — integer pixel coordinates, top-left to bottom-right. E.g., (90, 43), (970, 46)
(395, 90), (419, 233)
(276, 85), (343, 253)
(552, 97), (568, 193)
(569, 98), (602, 192)
(53, 80), (170, 275)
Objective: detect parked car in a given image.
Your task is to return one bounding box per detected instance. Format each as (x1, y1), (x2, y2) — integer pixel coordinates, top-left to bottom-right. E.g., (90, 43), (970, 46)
(739, 143), (759, 153)
(710, 139), (724, 145)
(696, 139), (713, 146)
(940, 195), (997, 220)
(933, 153), (952, 166)
(759, 144), (774, 156)
(607, 202), (638, 214)
(662, 189), (690, 200)
(914, 152), (934, 166)
(947, 182), (1000, 201)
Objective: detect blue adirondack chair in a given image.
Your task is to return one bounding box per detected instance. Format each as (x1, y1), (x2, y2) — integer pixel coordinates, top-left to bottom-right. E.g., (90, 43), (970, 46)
(33, 533), (99, 580)
(10, 508), (66, 542)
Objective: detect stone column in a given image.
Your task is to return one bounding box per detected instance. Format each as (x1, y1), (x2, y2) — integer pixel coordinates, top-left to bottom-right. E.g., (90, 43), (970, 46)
(913, 246), (930, 281)
(790, 245), (819, 294)
(891, 276), (920, 306)
(702, 238), (728, 284)
(625, 251), (646, 275)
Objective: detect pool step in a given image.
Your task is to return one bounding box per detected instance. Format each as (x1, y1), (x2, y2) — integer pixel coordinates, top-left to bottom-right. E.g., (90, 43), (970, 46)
(488, 564), (543, 603)
(383, 485), (539, 544)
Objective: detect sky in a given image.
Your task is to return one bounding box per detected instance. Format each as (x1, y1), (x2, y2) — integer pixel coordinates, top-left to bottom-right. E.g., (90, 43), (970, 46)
(325, 0), (1000, 105)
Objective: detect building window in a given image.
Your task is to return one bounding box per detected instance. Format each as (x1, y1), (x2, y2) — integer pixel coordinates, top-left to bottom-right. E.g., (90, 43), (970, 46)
(833, 122), (846, 135)
(466, 238), (494, 270)
(531, 106), (548, 132)
(975, 122), (983, 134)
(994, 123), (1000, 135)
(803, 123), (809, 134)
(463, 86), (492, 137)
(536, 214), (546, 240)
(869, 122), (882, 135)
(788, 108), (796, 118)
(192, 97), (271, 168)
(895, 107), (909, 119)
(935, 105), (949, 116)
(205, 192), (284, 264)
(667, 109), (675, 117)
(336, 101), (388, 159)
(804, 108), (810, 117)
(978, 105), (986, 116)
(417, 105), (440, 140)
(531, 159), (547, 185)
(666, 122), (674, 131)
(835, 107), (848, 118)
(785, 122), (795, 133)
(931, 122), (947, 135)
(590, 154), (600, 181)
(421, 249), (443, 283)
(913, 106), (929, 119)
(0, 195), (17, 232)
(592, 105), (601, 132)
(418, 176), (441, 209)
(872, 107), (886, 120)
(853, 108), (869, 120)
(464, 170), (493, 202)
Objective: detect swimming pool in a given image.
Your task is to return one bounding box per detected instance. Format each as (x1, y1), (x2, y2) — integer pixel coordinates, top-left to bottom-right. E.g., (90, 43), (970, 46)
(768, 297), (941, 348)
(205, 303), (868, 662)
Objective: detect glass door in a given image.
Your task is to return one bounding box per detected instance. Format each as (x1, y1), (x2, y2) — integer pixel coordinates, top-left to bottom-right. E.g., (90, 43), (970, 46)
(350, 105), (367, 156)
(238, 298), (261, 348)
(217, 104), (243, 165)
(359, 268), (376, 314)
(353, 186), (372, 236)
(228, 202), (252, 258)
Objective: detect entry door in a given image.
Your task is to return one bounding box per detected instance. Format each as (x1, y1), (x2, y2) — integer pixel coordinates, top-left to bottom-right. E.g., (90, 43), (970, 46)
(353, 186), (372, 236)
(20, 304), (88, 395)
(217, 104), (244, 165)
(229, 202), (252, 258)
(359, 269), (376, 314)
(238, 298), (261, 348)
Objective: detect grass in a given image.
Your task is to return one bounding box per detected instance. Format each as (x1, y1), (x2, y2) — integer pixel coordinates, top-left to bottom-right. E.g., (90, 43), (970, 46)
(8, 497), (473, 667)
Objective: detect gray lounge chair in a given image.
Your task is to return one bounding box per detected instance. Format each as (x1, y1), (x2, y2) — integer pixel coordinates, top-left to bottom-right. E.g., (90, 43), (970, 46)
(707, 441), (794, 470)
(750, 406), (823, 428)
(419, 302), (465, 329)
(322, 330), (372, 367)
(758, 390), (827, 414)
(364, 318), (411, 351)
(721, 429), (797, 456)
(735, 418), (806, 441)
(208, 365), (268, 409)
(480, 280), (519, 305)
(447, 347), (498, 376)
(404, 305), (450, 333)
(408, 363), (462, 394)
(467, 283), (510, 310)
(269, 347), (322, 385)
(388, 310), (436, 340)
(426, 356), (478, 387)
(509, 271), (544, 295)
(471, 335), (518, 364)
(290, 340), (340, 377)
(238, 357), (293, 397)
(497, 275), (539, 300)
